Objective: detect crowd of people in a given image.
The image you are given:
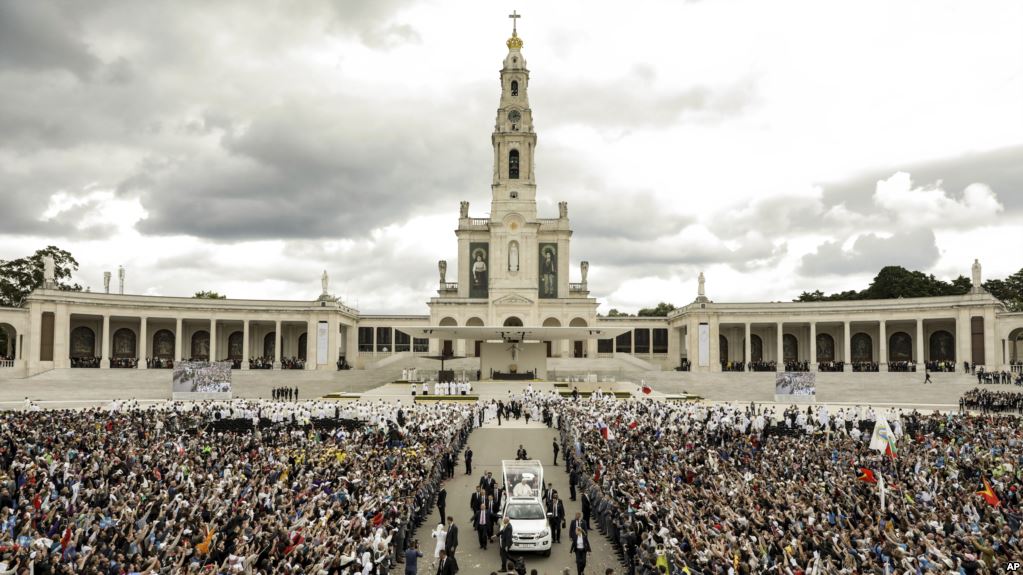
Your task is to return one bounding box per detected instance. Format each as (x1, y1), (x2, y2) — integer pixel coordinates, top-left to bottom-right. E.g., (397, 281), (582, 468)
(556, 397), (1023, 574)
(280, 357), (306, 370)
(271, 386), (300, 401)
(68, 357), (101, 368)
(960, 388), (1023, 413)
(816, 361), (845, 372)
(924, 360), (956, 373)
(746, 361), (776, 372)
(852, 361), (880, 372)
(0, 399), (476, 574)
(782, 360), (810, 372)
(974, 368), (1023, 386)
(887, 361), (917, 373)
(249, 357), (274, 370)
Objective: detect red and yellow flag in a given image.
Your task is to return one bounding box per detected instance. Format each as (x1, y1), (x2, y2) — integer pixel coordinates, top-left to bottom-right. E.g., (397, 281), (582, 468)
(976, 477), (1001, 507)
(857, 467), (878, 484)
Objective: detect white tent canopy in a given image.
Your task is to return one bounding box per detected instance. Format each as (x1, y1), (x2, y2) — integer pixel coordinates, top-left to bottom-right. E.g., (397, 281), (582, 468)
(395, 326), (630, 342)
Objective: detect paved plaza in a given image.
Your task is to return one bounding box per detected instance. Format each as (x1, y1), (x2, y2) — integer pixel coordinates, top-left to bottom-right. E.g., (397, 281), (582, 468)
(0, 365), (987, 412)
(412, 422), (620, 575)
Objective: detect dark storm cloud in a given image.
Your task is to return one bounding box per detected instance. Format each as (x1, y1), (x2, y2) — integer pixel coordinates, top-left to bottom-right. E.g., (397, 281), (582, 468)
(820, 145), (1023, 214)
(135, 95), (491, 240)
(563, 187), (694, 241)
(0, 3), (100, 78)
(799, 229), (940, 276)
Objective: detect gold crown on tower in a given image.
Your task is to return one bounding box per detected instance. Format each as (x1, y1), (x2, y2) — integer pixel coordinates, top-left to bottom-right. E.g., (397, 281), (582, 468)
(506, 30), (523, 49)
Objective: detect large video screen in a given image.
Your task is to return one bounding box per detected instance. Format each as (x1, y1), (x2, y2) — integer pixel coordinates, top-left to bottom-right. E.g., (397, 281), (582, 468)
(172, 361), (232, 394)
(775, 372), (816, 396)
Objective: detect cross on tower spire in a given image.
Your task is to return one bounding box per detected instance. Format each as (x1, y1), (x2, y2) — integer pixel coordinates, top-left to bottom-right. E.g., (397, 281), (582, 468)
(509, 10), (520, 34)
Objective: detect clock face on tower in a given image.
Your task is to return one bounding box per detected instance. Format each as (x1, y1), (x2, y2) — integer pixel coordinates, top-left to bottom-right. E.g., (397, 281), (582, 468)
(507, 110), (521, 124)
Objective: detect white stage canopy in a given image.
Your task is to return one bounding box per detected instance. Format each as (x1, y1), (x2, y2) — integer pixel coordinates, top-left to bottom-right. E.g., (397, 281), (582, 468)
(395, 326), (631, 342)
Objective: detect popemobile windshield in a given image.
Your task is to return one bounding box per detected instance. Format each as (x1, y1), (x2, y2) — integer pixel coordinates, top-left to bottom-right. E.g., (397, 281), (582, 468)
(502, 460), (544, 497)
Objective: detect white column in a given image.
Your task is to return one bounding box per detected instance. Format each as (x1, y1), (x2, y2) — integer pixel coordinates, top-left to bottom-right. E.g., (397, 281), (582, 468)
(54, 306), (69, 369)
(710, 318), (720, 372)
(878, 319), (887, 371)
(139, 317), (148, 369)
(744, 322), (751, 370)
(916, 318), (924, 365)
(241, 319), (250, 370)
(274, 320), (282, 368)
(776, 322), (784, 370)
(306, 319), (316, 370)
(1004, 338), (1009, 368)
(209, 319), (217, 362)
(100, 315), (110, 368)
(843, 320), (851, 371)
(809, 322), (817, 371)
(956, 312), (971, 366)
(174, 318), (182, 362)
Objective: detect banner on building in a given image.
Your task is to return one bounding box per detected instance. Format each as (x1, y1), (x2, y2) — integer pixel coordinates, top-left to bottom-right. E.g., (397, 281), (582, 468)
(317, 321), (329, 365)
(171, 361), (232, 399)
(774, 372), (816, 403)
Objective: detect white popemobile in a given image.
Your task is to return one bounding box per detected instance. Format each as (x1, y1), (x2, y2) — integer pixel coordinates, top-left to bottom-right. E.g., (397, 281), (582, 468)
(499, 459), (552, 556)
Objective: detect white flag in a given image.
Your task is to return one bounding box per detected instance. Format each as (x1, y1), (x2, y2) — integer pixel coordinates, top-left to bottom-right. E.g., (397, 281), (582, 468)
(869, 416), (896, 457)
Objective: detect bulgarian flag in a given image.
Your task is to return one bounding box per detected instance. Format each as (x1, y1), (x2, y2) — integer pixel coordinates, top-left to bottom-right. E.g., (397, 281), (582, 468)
(869, 416), (898, 459)
(977, 477), (1001, 507)
(856, 467), (877, 484)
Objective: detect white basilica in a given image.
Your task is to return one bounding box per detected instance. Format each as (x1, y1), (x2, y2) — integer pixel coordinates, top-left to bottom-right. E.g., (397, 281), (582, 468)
(1, 23), (1022, 379)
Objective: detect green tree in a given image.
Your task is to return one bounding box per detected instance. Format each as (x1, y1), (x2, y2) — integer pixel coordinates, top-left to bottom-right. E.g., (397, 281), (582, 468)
(605, 308), (632, 317)
(637, 302), (678, 316)
(984, 267), (1023, 312)
(0, 246), (81, 307)
(193, 290), (226, 299)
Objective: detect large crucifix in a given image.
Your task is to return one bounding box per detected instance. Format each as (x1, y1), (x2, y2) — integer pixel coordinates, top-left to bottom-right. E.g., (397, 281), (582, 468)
(509, 10), (521, 34)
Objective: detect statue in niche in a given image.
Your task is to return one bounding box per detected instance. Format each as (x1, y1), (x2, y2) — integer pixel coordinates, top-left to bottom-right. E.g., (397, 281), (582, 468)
(321, 270), (329, 295)
(508, 242), (519, 272)
(581, 261), (589, 284)
(438, 260), (447, 284)
(459, 201), (469, 218)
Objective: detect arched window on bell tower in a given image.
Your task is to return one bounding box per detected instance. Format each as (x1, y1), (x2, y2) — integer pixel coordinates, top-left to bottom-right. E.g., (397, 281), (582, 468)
(508, 149), (520, 179)
(511, 80), (518, 96)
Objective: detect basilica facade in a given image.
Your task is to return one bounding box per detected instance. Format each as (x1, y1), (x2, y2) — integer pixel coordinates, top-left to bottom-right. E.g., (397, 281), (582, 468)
(1, 26), (1022, 378)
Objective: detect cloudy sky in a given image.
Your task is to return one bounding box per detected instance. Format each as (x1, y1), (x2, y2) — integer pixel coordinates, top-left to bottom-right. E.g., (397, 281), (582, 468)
(1, 0), (1021, 314)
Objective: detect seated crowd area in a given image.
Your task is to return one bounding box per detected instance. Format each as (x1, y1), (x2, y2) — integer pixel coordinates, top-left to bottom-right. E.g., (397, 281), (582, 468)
(3, 384), (1023, 574)
(0, 400), (473, 574)
(557, 395), (1023, 574)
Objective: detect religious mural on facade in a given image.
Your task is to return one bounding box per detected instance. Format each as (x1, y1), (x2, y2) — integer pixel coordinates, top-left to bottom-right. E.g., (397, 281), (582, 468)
(70, 326), (95, 358)
(889, 332), (912, 362)
(228, 331), (243, 360)
(929, 330), (955, 361)
(113, 328), (136, 358)
(191, 331), (210, 360)
(783, 334), (798, 362)
(153, 330), (174, 359)
(816, 333), (835, 362)
(538, 243), (557, 298)
(851, 333), (873, 362)
(469, 242), (489, 298)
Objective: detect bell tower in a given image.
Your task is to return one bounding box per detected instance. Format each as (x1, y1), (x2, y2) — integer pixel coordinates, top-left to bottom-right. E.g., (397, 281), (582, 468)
(490, 11), (538, 222)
